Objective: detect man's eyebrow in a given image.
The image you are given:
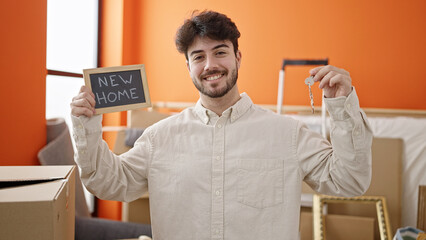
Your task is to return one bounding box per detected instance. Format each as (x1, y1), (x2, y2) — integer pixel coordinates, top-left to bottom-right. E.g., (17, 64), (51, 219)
(189, 44), (230, 57)
(212, 44), (230, 50)
(189, 50), (203, 57)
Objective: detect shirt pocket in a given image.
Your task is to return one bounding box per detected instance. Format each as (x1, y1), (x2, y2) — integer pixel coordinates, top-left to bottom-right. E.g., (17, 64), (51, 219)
(237, 158), (284, 208)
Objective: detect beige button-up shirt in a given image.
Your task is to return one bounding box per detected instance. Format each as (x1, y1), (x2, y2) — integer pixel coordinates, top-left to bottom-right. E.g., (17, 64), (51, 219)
(72, 90), (372, 240)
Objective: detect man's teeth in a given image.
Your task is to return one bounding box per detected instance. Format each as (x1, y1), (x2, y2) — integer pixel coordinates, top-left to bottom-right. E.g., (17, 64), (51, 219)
(206, 74), (222, 81)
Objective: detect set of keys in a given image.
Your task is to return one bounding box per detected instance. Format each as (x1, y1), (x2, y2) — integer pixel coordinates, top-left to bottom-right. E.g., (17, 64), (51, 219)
(304, 76), (315, 114)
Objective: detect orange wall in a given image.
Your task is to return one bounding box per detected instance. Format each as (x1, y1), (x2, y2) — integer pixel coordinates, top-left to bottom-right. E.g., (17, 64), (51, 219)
(0, 1), (47, 166)
(121, 0), (426, 110)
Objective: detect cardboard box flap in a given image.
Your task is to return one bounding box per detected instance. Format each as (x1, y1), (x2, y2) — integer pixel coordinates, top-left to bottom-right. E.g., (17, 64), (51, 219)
(0, 166), (74, 202)
(0, 180), (68, 202)
(0, 166), (72, 182)
(0, 178), (63, 189)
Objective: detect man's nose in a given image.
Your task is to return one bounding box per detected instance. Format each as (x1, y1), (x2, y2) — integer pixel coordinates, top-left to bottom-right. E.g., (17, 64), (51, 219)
(204, 55), (219, 71)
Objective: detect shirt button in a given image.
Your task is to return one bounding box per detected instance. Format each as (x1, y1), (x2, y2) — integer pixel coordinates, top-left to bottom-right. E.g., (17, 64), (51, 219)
(346, 103), (351, 109)
(217, 124), (222, 129)
(215, 190), (221, 196)
(216, 156), (221, 160)
(78, 125), (83, 129)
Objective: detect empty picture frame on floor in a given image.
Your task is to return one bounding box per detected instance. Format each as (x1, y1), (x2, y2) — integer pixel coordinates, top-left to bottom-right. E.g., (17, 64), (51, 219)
(313, 195), (392, 240)
(418, 185), (426, 231)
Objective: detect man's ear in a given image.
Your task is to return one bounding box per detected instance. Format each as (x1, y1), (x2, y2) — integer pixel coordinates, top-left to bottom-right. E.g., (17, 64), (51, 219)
(186, 60), (190, 71)
(236, 50), (242, 69)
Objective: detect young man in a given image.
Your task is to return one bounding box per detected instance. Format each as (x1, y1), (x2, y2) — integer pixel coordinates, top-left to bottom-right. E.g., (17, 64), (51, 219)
(71, 10), (372, 240)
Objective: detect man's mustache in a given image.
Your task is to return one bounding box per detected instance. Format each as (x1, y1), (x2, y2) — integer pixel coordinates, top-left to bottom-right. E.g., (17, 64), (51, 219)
(200, 70), (227, 79)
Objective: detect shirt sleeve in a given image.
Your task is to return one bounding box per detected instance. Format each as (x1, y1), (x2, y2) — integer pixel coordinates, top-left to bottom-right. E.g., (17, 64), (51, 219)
(71, 114), (151, 202)
(297, 87), (373, 197)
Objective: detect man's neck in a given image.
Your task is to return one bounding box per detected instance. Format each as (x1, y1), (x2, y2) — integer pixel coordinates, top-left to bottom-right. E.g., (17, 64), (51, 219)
(200, 87), (241, 116)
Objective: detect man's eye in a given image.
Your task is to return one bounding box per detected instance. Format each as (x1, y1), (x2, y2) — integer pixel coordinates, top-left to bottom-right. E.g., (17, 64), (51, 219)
(217, 51), (226, 55)
(193, 56), (203, 61)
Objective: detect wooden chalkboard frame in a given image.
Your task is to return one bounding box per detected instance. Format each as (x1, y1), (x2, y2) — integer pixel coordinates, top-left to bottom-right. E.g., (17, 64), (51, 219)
(83, 64), (151, 114)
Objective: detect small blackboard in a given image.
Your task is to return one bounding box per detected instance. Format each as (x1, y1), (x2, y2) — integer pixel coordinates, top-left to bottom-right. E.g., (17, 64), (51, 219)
(83, 64), (151, 114)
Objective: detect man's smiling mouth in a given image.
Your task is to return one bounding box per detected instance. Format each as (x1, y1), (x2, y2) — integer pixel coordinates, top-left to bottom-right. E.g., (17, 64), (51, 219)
(204, 74), (224, 81)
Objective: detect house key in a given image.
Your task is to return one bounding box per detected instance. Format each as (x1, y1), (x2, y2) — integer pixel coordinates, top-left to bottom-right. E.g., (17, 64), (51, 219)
(304, 76), (315, 114)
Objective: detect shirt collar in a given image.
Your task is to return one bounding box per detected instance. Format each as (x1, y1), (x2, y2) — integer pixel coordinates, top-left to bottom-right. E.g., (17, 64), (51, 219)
(194, 93), (253, 125)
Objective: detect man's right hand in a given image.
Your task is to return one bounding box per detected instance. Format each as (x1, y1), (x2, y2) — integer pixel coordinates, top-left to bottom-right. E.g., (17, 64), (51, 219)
(70, 86), (96, 117)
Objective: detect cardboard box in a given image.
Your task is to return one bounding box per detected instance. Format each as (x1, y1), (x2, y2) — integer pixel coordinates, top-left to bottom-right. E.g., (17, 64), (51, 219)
(122, 193), (150, 224)
(300, 212), (375, 240)
(0, 165), (75, 240)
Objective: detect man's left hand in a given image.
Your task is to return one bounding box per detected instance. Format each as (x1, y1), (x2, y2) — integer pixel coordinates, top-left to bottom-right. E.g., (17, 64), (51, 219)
(309, 65), (352, 98)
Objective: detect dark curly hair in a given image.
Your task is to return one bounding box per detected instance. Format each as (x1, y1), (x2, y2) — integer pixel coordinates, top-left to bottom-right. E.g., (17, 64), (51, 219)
(175, 10), (241, 60)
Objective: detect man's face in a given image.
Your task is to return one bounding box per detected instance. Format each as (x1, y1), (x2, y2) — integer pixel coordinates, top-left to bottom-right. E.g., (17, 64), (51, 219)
(186, 37), (241, 98)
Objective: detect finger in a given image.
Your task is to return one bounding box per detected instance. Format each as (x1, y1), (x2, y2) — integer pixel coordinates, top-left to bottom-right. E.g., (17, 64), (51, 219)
(318, 71), (338, 89)
(81, 92), (96, 107)
(309, 66), (325, 76)
(331, 75), (352, 97)
(74, 91), (96, 108)
(71, 106), (95, 118)
(329, 74), (346, 88)
(79, 85), (89, 93)
(79, 85), (96, 99)
(330, 74), (352, 92)
(71, 98), (95, 110)
(70, 98), (96, 116)
(312, 65), (335, 83)
(336, 67), (350, 76)
(312, 65), (349, 83)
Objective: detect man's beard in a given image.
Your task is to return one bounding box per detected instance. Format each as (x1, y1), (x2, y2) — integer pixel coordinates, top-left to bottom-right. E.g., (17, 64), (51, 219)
(192, 67), (238, 98)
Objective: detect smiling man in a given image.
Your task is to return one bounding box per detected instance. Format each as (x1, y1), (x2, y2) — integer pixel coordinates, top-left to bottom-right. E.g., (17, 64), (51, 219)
(70, 10), (373, 240)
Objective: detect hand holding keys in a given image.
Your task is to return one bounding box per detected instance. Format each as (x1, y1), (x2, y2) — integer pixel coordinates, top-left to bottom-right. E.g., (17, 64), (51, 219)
(305, 76), (315, 114)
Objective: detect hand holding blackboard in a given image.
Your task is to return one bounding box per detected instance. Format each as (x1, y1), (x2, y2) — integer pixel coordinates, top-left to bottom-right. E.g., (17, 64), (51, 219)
(70, 86), (96, 118)
(83, 65), (151, 114)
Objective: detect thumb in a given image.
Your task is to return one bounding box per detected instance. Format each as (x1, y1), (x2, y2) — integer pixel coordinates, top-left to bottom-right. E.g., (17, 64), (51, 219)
(309, 66), (323, 76)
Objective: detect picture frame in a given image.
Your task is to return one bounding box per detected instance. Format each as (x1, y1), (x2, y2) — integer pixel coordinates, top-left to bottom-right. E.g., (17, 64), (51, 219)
(313, 194), (392, 240)
(418, 185), (426, 231)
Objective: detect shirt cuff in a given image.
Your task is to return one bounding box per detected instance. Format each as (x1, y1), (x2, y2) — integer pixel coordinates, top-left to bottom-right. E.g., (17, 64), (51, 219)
(71, 114), (103, 171)
(71, 114), (103, 136)
(324, 87), (361, 121)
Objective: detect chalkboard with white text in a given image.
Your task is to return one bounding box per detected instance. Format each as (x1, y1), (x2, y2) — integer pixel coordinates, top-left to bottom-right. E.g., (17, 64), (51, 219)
(83, 65), (151, 114)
